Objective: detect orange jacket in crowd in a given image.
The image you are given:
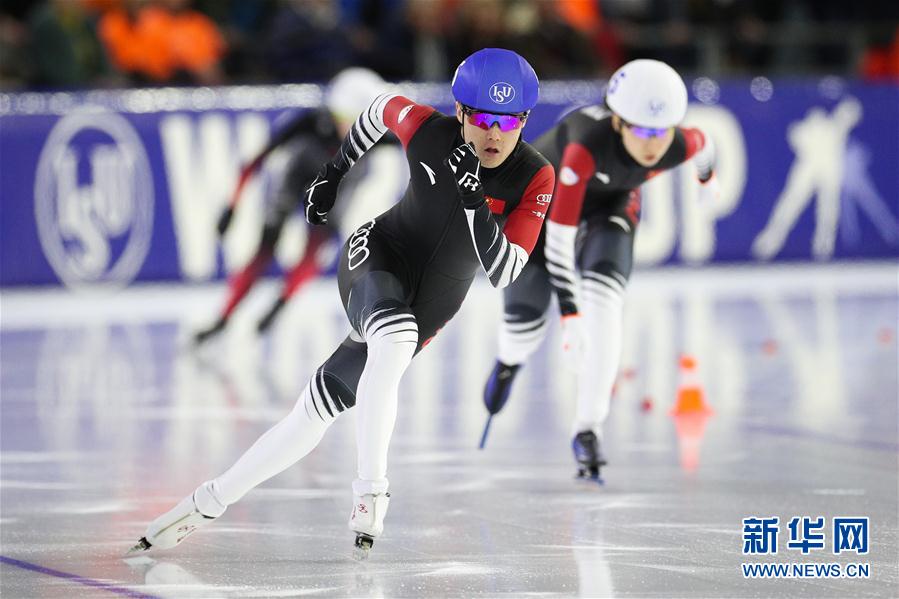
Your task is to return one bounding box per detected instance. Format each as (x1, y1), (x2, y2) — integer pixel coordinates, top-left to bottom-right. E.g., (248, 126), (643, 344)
(98, 4), (225, 83)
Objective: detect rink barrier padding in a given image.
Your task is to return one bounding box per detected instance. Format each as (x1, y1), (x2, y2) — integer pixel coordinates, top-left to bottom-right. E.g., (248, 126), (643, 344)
(1, 80), (897, 288)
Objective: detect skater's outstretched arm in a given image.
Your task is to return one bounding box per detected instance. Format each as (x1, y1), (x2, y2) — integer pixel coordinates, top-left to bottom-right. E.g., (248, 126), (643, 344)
(304, 94), (433, 225)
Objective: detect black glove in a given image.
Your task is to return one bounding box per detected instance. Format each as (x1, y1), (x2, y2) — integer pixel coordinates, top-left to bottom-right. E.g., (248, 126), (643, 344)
(216, 206), (234, 236)
(304, 162), (343, 225)
(444, 143), (485, 208)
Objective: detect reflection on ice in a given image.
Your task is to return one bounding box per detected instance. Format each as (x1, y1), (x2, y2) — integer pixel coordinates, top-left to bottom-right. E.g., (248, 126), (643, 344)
(0, 264), (896, 597)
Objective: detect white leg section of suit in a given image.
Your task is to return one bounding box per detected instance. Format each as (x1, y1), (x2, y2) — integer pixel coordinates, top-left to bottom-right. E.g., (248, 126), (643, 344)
(138, 383), (336, 550)
(573, 273), (625, 438)
(351, 311), (418, 537)
(210, 382), (334, 507)
(497, 315), (550, 365)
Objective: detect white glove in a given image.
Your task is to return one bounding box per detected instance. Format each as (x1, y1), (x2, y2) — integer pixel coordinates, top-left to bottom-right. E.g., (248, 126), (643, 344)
(696, 173), (719, 208)
(561, 314), (588, 370)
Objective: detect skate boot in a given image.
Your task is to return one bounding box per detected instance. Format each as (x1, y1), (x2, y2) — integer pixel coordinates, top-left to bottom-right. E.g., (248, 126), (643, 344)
(348, 492), (390, 561)
(257, 298), (286, 333)
(479, 361), (522, 448)
(193, 317), (227, 345)
(127, 482), (225, 554)
(572, 431), (607, 482)
(483, 361), (521, 415)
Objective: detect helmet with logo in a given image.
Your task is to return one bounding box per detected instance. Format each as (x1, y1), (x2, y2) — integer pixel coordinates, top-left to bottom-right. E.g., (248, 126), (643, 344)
(605, 59), (688, 128)
(451, 48), (539, 114)
(325, 67), (390, 123)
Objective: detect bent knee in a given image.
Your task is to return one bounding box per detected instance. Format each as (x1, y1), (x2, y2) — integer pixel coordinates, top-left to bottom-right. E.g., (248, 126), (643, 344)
(504, 302), (547, 326)
(361, 299), (419, 347)
(581, 261), (628, 304)
(304, 366), (357, 420)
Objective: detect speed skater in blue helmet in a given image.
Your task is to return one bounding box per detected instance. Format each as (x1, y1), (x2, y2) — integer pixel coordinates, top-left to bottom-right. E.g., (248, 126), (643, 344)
(451, 48), (540, 168)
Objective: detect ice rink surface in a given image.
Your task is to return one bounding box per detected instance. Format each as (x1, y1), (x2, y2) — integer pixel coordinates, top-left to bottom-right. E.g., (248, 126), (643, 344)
(1, 262), (897, 598)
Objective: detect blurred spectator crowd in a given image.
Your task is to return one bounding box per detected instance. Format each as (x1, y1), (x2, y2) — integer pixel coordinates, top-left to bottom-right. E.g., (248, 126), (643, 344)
(1, 0), (897, 90)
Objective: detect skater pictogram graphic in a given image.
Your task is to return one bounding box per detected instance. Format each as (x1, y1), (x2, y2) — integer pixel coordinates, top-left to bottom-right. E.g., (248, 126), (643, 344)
(752, 98), (896, 260)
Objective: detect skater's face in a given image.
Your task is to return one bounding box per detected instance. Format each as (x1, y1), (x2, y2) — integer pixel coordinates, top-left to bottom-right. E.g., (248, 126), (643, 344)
(456, 102), (526, 168)
(613, 115), (676, 167)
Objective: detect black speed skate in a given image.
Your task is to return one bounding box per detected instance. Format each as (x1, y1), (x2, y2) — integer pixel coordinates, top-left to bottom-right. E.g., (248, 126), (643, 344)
(353, 533), (374, 560)
(257, 298), (286, 333)
(479, 361), (521, 448)
(572, 430), (607, 483)
(193, 317), (227, 345)
(483, 361), (521, 415)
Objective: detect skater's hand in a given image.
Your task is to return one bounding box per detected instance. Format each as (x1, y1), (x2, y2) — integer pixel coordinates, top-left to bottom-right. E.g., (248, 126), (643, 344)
(216, 206), (234, 236)
(561, 314), (588, 370)
(444, 143), (484, 208)
(696, 172), (719, 208)
(304, 162), (343, 225)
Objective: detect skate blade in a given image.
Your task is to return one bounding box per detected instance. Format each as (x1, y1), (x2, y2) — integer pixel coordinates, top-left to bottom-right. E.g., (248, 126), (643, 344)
(125, 537), (152, 556)
(478, 415), (493, 450)
(352, 546), (371, 561)
(575, 468), (605, 485)
(122, 555), (155, 566)
(353, 533), (374, 561)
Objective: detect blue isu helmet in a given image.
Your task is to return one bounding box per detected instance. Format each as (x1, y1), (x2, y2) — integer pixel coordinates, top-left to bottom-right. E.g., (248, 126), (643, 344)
(451, 48), (539, 114)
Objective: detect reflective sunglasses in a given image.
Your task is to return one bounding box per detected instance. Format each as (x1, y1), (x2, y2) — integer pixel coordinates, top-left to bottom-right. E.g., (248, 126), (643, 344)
(623, 122), (671, 139)
(462, 106), (528, 132)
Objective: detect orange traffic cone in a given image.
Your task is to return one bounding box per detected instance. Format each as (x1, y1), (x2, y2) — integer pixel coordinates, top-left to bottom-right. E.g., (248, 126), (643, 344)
(669, 354), (712, 415)
(669, 354), (713, 473)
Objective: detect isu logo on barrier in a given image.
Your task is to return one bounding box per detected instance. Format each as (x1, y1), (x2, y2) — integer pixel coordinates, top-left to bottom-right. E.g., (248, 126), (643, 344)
(34, 109), (154, 289)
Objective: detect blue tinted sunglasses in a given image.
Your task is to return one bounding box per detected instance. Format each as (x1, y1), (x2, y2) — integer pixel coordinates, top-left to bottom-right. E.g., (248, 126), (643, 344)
(462, 106), (528, 132)
(623, 121), (670, 139)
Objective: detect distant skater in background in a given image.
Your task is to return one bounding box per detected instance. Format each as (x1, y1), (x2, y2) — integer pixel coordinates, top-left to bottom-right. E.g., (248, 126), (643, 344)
(130, 48), (554, 558)
(194, 67), (406, 343)
(480, 59), (718, 482)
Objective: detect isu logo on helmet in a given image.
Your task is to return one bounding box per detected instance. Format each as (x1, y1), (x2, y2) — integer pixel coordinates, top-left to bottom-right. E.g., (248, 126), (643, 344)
(648, 99), (666, 116)
(489, 82), (515, 105)
(605, 59), (687, 128)
(451, 48), (539, 114)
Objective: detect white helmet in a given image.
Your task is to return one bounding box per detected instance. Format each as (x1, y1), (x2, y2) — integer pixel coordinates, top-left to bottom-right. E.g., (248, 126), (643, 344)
(325, 67), (390, 123)
(605, 59), (688, 128)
